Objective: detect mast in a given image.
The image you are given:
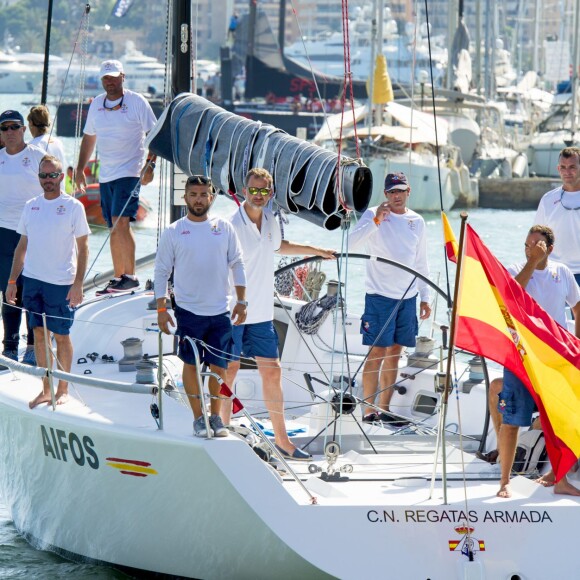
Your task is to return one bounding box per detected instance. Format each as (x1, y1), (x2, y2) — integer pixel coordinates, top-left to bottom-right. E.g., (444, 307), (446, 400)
(41, 0), (54, 105)
(171, 0), (192, 224)
(278, 0), (286, 56)
(569, 0), (580, 141)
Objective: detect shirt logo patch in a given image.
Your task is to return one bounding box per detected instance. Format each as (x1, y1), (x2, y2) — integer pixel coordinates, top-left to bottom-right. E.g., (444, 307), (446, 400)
(22, 156), (32, 168)
(408, 220), (417, 230)
(181, 230), (190, 235)
(31, 206), (40, 211)
(56, 205), (66, 215)
(211, 224), (222, 235)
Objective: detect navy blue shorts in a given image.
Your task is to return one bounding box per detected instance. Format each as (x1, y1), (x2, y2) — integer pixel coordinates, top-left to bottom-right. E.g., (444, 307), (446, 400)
(360, 293), (418, 348)
(231, 321), (279, 360)
(498, 368), (536, 427)
(174, 305), (233, 369)
(22, 276), (74, 335)
(0, 227), (22, 291)
(575, 273), (580, 286)
(100, 177), (141, 228)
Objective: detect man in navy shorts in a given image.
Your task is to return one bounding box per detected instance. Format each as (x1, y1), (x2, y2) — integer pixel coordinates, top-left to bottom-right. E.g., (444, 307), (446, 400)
(75, 59), (157, 295)
(490, 225), (580, 498)
(349, 172), (431, 425)
(154, 176), (247, 437)
(6, 155), (90, 408)
(223, 168), (335, 460)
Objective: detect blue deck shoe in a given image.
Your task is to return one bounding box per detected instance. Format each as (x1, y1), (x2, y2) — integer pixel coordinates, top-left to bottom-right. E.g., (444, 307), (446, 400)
(275, 444), (312, 461)
(22, 348), (36, 366)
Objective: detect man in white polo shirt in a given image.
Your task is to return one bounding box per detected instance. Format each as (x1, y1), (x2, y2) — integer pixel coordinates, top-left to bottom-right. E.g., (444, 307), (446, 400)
(0, 109), (46, 368)
(6, 155), (90, 408)
(222, 167), (335, 461)
(75, 59), (157, 295)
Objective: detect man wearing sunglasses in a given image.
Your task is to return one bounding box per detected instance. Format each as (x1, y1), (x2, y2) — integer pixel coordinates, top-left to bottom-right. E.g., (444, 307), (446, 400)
(0, 109), (46, 370)
(75, 59), (157, 295)
(222, 167), (335, 461)
(349, 172), (431, 426)
(6, 155), (90, 409)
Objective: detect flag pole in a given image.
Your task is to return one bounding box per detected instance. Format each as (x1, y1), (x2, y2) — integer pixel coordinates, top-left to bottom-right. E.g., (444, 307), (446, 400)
(437, 211), (469, 505)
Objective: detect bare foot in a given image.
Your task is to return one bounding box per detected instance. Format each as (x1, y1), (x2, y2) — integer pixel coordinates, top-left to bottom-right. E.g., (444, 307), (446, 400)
(29, 391), (52, 409)
(536, 474), (555, 487)
(497, 483), (512, 498)
(554, 476), (580, 496)
(55, 392), (69, 405)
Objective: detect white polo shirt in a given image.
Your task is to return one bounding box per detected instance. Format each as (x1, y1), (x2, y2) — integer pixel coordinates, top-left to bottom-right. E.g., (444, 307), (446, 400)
(0, 144), (47, 231)
(83, 90), (157, 183)
(229, 205), (282, 324)
(17, 194), (91, 285)
(508, 260), (580, 326)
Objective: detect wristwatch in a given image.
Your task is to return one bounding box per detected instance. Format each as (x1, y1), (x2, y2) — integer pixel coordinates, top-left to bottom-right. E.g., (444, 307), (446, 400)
(236, 300), (248, 307)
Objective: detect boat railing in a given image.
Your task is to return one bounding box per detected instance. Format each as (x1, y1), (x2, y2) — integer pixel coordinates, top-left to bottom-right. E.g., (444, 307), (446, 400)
(0, 353), (156, 395)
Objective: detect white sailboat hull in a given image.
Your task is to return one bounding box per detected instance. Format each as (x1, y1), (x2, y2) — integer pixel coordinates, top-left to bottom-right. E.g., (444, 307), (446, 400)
(0, 293), (578, 579)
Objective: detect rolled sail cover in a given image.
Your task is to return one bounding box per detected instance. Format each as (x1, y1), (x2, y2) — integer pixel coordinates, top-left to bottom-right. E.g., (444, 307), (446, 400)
(145, 93), (373, 230)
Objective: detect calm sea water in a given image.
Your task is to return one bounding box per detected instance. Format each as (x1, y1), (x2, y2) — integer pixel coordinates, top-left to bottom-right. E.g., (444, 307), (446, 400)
(0, 94), (538, 577)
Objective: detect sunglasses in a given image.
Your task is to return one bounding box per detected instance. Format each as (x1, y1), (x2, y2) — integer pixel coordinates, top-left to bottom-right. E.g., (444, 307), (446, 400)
(0, 124), (23, 132)
(187, 175), (211, 186)
(247, 187), (271, 196)
(38, 172), (61, 179)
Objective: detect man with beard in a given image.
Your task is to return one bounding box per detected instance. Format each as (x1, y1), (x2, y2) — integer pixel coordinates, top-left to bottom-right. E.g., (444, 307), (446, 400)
(75, 59), (157, 295)
(5, 155), (90, 408)
(221, 168), (335, 460)
(0, 109), (46, 368)
(154, 175), (247, 437)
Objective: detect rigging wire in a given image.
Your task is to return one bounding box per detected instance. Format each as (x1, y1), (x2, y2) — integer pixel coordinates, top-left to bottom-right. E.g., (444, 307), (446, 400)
(422, 0), (453, 305)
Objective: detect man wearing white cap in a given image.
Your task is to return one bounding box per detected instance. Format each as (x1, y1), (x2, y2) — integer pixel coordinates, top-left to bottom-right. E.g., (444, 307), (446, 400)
(75, 59), (157, 294)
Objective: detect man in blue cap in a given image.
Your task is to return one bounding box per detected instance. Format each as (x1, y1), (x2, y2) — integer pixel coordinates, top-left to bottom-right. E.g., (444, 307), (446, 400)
(349, 172), (431, 425)
(0, 110), (46, 368)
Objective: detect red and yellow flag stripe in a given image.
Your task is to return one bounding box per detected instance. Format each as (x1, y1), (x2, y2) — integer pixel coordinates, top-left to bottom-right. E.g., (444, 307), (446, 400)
(455, 225), (580, 480)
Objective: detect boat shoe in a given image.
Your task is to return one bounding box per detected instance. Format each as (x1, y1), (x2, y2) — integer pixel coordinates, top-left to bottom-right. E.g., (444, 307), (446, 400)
(275, 444), (311, 461)
(96, 275), (139, 295)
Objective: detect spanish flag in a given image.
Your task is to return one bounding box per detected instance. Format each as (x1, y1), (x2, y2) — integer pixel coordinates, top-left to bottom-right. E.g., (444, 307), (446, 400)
(442, 212), (458, 263)
(454, 225), (580, 481)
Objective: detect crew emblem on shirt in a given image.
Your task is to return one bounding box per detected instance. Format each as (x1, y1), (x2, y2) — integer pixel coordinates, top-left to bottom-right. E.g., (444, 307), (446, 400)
(22, 156), (32, 168)
(31, 206), (40, 211)
(56, 205), (66, 215)
(210, 224), (222, 235)
(549, 268), (561, 283)
(407, 220), (417, 230)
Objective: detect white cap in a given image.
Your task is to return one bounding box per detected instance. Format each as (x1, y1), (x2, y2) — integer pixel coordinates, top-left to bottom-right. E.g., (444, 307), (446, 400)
(99, 60), (124, 78)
